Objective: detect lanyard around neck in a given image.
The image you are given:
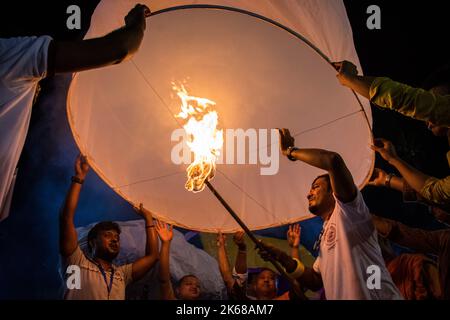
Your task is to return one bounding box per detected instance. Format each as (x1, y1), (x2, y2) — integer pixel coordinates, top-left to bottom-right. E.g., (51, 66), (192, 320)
(96, 262), (115, 297)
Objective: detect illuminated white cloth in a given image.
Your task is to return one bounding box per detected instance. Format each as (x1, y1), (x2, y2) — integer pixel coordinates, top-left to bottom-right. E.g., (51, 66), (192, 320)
(68, 0), (373, 232)
(0, 36), (52, 221)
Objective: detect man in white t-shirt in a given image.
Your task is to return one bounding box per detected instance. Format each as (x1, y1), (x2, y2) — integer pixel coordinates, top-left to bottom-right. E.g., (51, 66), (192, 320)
(60, 155), (159, 300)
(258, 129), (402, 300)
(0, 4), (150, 221)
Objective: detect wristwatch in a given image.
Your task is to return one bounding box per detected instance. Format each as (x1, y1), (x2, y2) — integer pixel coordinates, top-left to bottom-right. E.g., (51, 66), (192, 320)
(385, 173), (395, 188)
(287, 146), (299, 162)
(71, 176), (84, 185)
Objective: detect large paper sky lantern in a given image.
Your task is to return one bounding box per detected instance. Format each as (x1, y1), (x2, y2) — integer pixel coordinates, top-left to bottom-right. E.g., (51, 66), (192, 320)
(67, 0), (374, 232)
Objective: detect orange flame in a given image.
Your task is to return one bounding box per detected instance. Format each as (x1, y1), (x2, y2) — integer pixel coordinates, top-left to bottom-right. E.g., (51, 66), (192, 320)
(174, 84), (223, 192)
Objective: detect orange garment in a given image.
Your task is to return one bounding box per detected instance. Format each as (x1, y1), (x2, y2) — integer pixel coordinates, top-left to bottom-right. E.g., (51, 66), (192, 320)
(387, 254), (439, 300)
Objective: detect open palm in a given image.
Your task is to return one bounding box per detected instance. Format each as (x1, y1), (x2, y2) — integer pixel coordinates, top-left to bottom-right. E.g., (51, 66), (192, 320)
(155, 220), (173, 242)
(287, 224), (301, 248)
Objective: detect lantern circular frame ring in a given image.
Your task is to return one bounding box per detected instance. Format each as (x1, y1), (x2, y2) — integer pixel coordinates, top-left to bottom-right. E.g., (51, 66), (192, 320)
(148, 4), (372, 130)
(67, 4), (375, 232)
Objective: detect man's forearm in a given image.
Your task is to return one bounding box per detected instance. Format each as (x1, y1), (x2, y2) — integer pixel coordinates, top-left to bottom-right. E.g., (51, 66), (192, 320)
(144, 218), (158, 257)
(59, 181), (82, 256)
(275, 251), (297, 273)
(276, 251), (323, 291)
(290, 149), (341, 172)
(290, 246), (300, 260)
(389, 157), (431, 195)
(389, 176), (405, 193)
(53, 24), (144, 74)
(159, 242), (171, 282)
(61, 182), (82, 219)
(159, 241), (176, 300)
(340, 75), (376, 99)
(217, 246), (233, 288)
(374, 216), (441, 255)
(234, 249), (247, 275)
(290, 148), (356, 202)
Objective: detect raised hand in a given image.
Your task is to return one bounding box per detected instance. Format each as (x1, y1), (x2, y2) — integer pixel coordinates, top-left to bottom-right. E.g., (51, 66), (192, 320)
(278, 128), (295, 156)
(287, 224), (301, 248)
(74, 154), (89, 179)
(155, 220), (173, 243)
(233, 231), (246, 251)
(368, 168), (388, 187)
(332, 60), (359, 87)
(371, 138), (399, 163)
(216, 232), (226, 247)
(125, 4), (151, 30)
(133, 203), (154, 223)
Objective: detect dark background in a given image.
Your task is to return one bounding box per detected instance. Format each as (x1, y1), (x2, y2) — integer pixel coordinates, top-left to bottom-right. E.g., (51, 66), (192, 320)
(0, 1), (449, 299)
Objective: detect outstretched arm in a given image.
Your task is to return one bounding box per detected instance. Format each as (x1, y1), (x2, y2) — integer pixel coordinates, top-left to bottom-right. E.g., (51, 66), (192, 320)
(372, 139), (450, 208)
(371, 139), (431, 195)
(372, 215), (444, 255)
(279, 129), (356, 203)
(257, 241), (322, 292)
(59, 155), (89, 257)
(232, 231), (247, 275)
(368, 168), (405, 192)
(333, 61), (450, 127)
(333, 61), (375, 99)
(131, 204), (159, 281)
(50, 4), (151, 74)
(155, 221), (176, 300)
(216, 233), (234, 290)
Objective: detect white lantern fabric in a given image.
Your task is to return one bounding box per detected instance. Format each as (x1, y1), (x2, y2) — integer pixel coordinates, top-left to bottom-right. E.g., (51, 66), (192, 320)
(67, 0), (373, 232)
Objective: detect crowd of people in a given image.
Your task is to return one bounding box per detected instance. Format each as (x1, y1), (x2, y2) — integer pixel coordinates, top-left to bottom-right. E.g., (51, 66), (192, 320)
(1, 3), (449, 300)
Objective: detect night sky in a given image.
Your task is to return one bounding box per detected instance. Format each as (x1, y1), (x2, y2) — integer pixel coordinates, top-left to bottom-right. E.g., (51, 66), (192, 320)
(0, 1), (449, 299)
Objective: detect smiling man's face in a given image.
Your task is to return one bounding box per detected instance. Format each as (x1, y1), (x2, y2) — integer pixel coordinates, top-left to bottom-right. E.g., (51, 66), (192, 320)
(308, 176), (335, 217)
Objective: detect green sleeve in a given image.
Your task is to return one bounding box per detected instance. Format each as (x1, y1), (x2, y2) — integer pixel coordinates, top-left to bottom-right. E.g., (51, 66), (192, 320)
(420, 176), (450, 209)
(369, 77), (450, 127)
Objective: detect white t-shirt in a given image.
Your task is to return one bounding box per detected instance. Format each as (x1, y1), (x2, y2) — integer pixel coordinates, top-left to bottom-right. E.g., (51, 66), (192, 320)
(313, 190), (402, 300)
(0, 36), (52, 221)
(61, 246), (133, 300)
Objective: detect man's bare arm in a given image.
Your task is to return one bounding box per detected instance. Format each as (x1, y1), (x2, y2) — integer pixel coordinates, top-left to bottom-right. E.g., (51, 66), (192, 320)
(131, 205), (159, 281)
(372, 139), (431, 195)
(50, 4), (150, 74)
(332, 61), (375, 99)
(59, 155), (89, 257)
(216, 233), (234, 290)
(279, 129), (356, 203)
(155, 221), (176, 300)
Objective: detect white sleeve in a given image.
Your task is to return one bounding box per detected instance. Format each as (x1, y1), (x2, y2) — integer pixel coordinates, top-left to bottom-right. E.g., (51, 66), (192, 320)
(334, 189), (370, 222)
(119, 263), (134, 286)
(232, 267), (248, 287)
(61, 245), (88, 269)
(0, 36), (52, 81)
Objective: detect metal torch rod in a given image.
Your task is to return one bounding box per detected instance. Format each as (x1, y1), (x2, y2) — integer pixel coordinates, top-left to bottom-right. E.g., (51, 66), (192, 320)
(205, 180), (305, 299)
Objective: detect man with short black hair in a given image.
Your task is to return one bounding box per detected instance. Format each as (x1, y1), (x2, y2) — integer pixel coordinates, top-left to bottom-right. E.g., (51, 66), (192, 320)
(59, 154), (159, 300)
(258, 129), (402, 300)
